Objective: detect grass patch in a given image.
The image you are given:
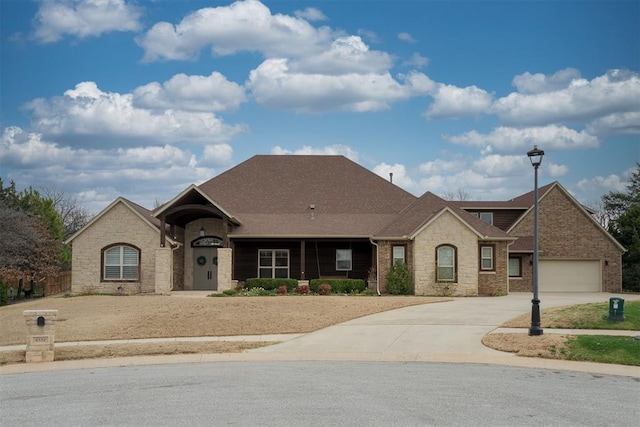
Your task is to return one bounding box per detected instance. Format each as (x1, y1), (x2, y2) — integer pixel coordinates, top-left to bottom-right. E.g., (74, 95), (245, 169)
(502, 301), (640, 330)
(566, 336), (640, 366)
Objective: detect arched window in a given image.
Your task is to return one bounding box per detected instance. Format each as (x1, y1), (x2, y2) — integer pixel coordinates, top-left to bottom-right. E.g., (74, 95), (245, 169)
(102, 244), (140, 281)
(436, 245), (456, 282)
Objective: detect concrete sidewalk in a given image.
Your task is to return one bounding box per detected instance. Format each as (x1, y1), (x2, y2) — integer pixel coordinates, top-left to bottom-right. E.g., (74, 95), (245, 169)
(2, 292), (639, 377)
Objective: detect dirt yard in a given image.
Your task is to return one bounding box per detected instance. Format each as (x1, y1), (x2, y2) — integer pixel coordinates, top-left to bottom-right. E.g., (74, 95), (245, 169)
(1, 294), (447, 363)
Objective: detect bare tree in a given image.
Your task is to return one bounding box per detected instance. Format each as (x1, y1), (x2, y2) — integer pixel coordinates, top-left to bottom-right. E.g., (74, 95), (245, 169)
(442, 188), (472, 201)
(42, 187), (93, 240)
(585, 200), (610, 228)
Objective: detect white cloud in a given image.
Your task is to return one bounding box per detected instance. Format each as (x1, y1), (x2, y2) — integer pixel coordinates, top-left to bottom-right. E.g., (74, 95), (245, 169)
(202, 144), (234, 165)
(418, 159), (465, 175)
(546, 163), (569, 178)
(133, 72), (247, 112)
(398, 32), (416, 43)
(0, 126), (217, 213)
(512, 68), (581, 94)
(294, 7), (327, 21)
(288, 36), (393, 75)
(586, 111), (640, 136)
(136, 0), (332, 62)
(445, 125), (600, 153)
(372, 163), (419, 192)
(472, 154), (528, 177)
(576, 173), (628, 197)
(33, 0), (141, 43)
(247, 59), (434, 112)
(425, 84), (493, 119)
(25, 82), (246, 146)
(271, 144), (359, 161)
(493, 69), (640, 126)
(403, 53), (429, 69)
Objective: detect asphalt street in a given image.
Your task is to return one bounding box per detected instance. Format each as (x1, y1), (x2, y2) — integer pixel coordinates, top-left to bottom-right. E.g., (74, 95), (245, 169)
(2, 361), (639, 426)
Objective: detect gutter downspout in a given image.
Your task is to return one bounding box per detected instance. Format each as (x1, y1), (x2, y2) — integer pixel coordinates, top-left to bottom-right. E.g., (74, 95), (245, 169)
(369, 238), (381, 296)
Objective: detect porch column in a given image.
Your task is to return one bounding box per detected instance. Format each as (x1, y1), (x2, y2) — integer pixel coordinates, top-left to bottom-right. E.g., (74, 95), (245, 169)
(300, 240), (306, 280)
(160, 214), (166, 247)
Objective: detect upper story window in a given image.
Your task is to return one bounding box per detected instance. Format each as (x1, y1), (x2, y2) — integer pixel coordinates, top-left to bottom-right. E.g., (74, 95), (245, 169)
(436, 245), (456, 282)
(393, 246), (405, 265)
(336, 249), (353, 271)
(480, 245), (494, 271)
(479, 212), (493, 225)
(259, 249), (289, 278)
(103, 244), (139, 281)
(469, 212), (493, 224)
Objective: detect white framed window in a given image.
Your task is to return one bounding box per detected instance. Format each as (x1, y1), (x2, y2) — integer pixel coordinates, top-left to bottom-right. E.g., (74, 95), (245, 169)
(259, 249), (289, 278)
(479, 212), (493, 225)
(103, 245), (139, 281)
(480, 246), (494, 270)
(336, 249), (352, 271)
(509, 257), (522, 277)
(436, 245), (456, 282)
(393, 246), (405, 265)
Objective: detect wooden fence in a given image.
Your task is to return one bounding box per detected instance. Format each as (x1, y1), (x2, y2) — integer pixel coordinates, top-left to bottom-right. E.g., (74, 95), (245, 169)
(44, 270), (72, 296)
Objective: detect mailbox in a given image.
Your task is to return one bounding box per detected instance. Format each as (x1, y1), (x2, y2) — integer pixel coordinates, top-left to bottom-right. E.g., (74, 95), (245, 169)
(608, 297), (625, 321)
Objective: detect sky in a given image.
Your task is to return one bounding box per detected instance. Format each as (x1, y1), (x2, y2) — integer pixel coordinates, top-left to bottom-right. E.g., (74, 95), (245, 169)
(1, 0), (639, 214)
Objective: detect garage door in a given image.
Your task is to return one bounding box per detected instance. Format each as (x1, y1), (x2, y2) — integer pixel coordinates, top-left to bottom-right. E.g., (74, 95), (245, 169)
(539, 260), (601, 292)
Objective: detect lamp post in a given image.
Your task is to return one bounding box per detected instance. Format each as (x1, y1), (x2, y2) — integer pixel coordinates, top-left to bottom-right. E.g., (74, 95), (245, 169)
(527, 145), (544, 336)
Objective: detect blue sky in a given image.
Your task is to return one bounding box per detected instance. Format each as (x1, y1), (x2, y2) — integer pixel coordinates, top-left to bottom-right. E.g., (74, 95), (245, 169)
(1, 0), (638, 213)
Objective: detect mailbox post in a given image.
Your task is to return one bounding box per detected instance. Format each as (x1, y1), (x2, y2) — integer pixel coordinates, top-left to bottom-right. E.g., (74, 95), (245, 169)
(23, 309), (58, 362)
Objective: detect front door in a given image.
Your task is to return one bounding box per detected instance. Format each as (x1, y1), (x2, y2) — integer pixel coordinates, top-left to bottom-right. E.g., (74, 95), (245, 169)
(193, 247), (218, 290)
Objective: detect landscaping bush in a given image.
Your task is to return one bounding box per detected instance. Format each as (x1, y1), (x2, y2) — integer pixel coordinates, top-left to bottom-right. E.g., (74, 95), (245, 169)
(295, 284), (310, 295)
(317, 283), (332, 295)
(245, 278), (298, 292)
(222, 289), (236, 296)
(277, 285), (288, 295)
(386, 262), (412, 295)
(239, 287), (273, 296)
(0, 283), (7, 306)
(309, 279), (366, 294)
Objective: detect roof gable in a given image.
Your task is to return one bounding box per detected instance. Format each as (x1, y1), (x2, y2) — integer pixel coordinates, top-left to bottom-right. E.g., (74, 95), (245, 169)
(65, 197), (175, 245)
(375, 191), (513, 241)
(508, 182), (625, 252)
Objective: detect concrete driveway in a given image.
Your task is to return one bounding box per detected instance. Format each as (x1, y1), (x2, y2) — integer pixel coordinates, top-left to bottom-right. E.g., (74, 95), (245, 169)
(249, 292), (640, 362)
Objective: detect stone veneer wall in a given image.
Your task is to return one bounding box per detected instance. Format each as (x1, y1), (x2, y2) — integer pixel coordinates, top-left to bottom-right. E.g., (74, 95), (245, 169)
(217, 248), (233, 291)
(184, 218), (227, 290)
(172, 226), (185, 290)
(71, 202), (159, 294)
(477, 240), (510, 296)
(413, 211), (479, 296)
(510, 186), (623, 292)
(154, 248), (172, 294)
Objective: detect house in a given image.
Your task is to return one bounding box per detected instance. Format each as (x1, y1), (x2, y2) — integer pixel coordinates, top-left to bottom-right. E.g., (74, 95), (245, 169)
(65, 155), (624, 296)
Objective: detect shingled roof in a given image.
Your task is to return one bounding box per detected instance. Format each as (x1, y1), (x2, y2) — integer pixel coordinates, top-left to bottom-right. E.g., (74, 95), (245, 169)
(198, 155), (417, 237)
(374, 191), (514, 240)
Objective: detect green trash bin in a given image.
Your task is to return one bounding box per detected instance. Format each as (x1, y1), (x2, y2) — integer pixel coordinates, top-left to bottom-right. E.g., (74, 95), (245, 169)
(608, 297), (625, 321)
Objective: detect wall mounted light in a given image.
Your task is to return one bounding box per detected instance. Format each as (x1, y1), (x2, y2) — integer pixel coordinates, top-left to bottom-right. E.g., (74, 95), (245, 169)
(199, 227), (205, 237)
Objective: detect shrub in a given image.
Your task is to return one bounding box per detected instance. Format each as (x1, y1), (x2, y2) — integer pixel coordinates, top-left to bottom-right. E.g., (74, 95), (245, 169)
(277, 285), (288, 295)
(222, 289), (236, 296)
(0, 283), (7, 306)
(309, 279), (365, 294)
(295, 284), (310, 295)
(245, 278), (297, 292)
(317, 283), (332, 295)
(387, 262), (412, 295)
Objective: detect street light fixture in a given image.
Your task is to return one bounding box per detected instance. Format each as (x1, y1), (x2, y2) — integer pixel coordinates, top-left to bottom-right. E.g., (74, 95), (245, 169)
(527, 145), (544, 336)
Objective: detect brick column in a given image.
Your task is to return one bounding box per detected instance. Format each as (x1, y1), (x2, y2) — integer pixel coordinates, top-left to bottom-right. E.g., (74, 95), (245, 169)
(23, 310), (58, 363)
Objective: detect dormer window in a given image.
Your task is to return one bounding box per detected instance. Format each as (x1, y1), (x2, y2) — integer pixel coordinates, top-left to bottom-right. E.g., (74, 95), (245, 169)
(479, 212), (493, 225)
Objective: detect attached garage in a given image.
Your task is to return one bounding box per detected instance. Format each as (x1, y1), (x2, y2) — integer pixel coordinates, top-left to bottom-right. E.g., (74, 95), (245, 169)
(539, 260), (601, 292)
